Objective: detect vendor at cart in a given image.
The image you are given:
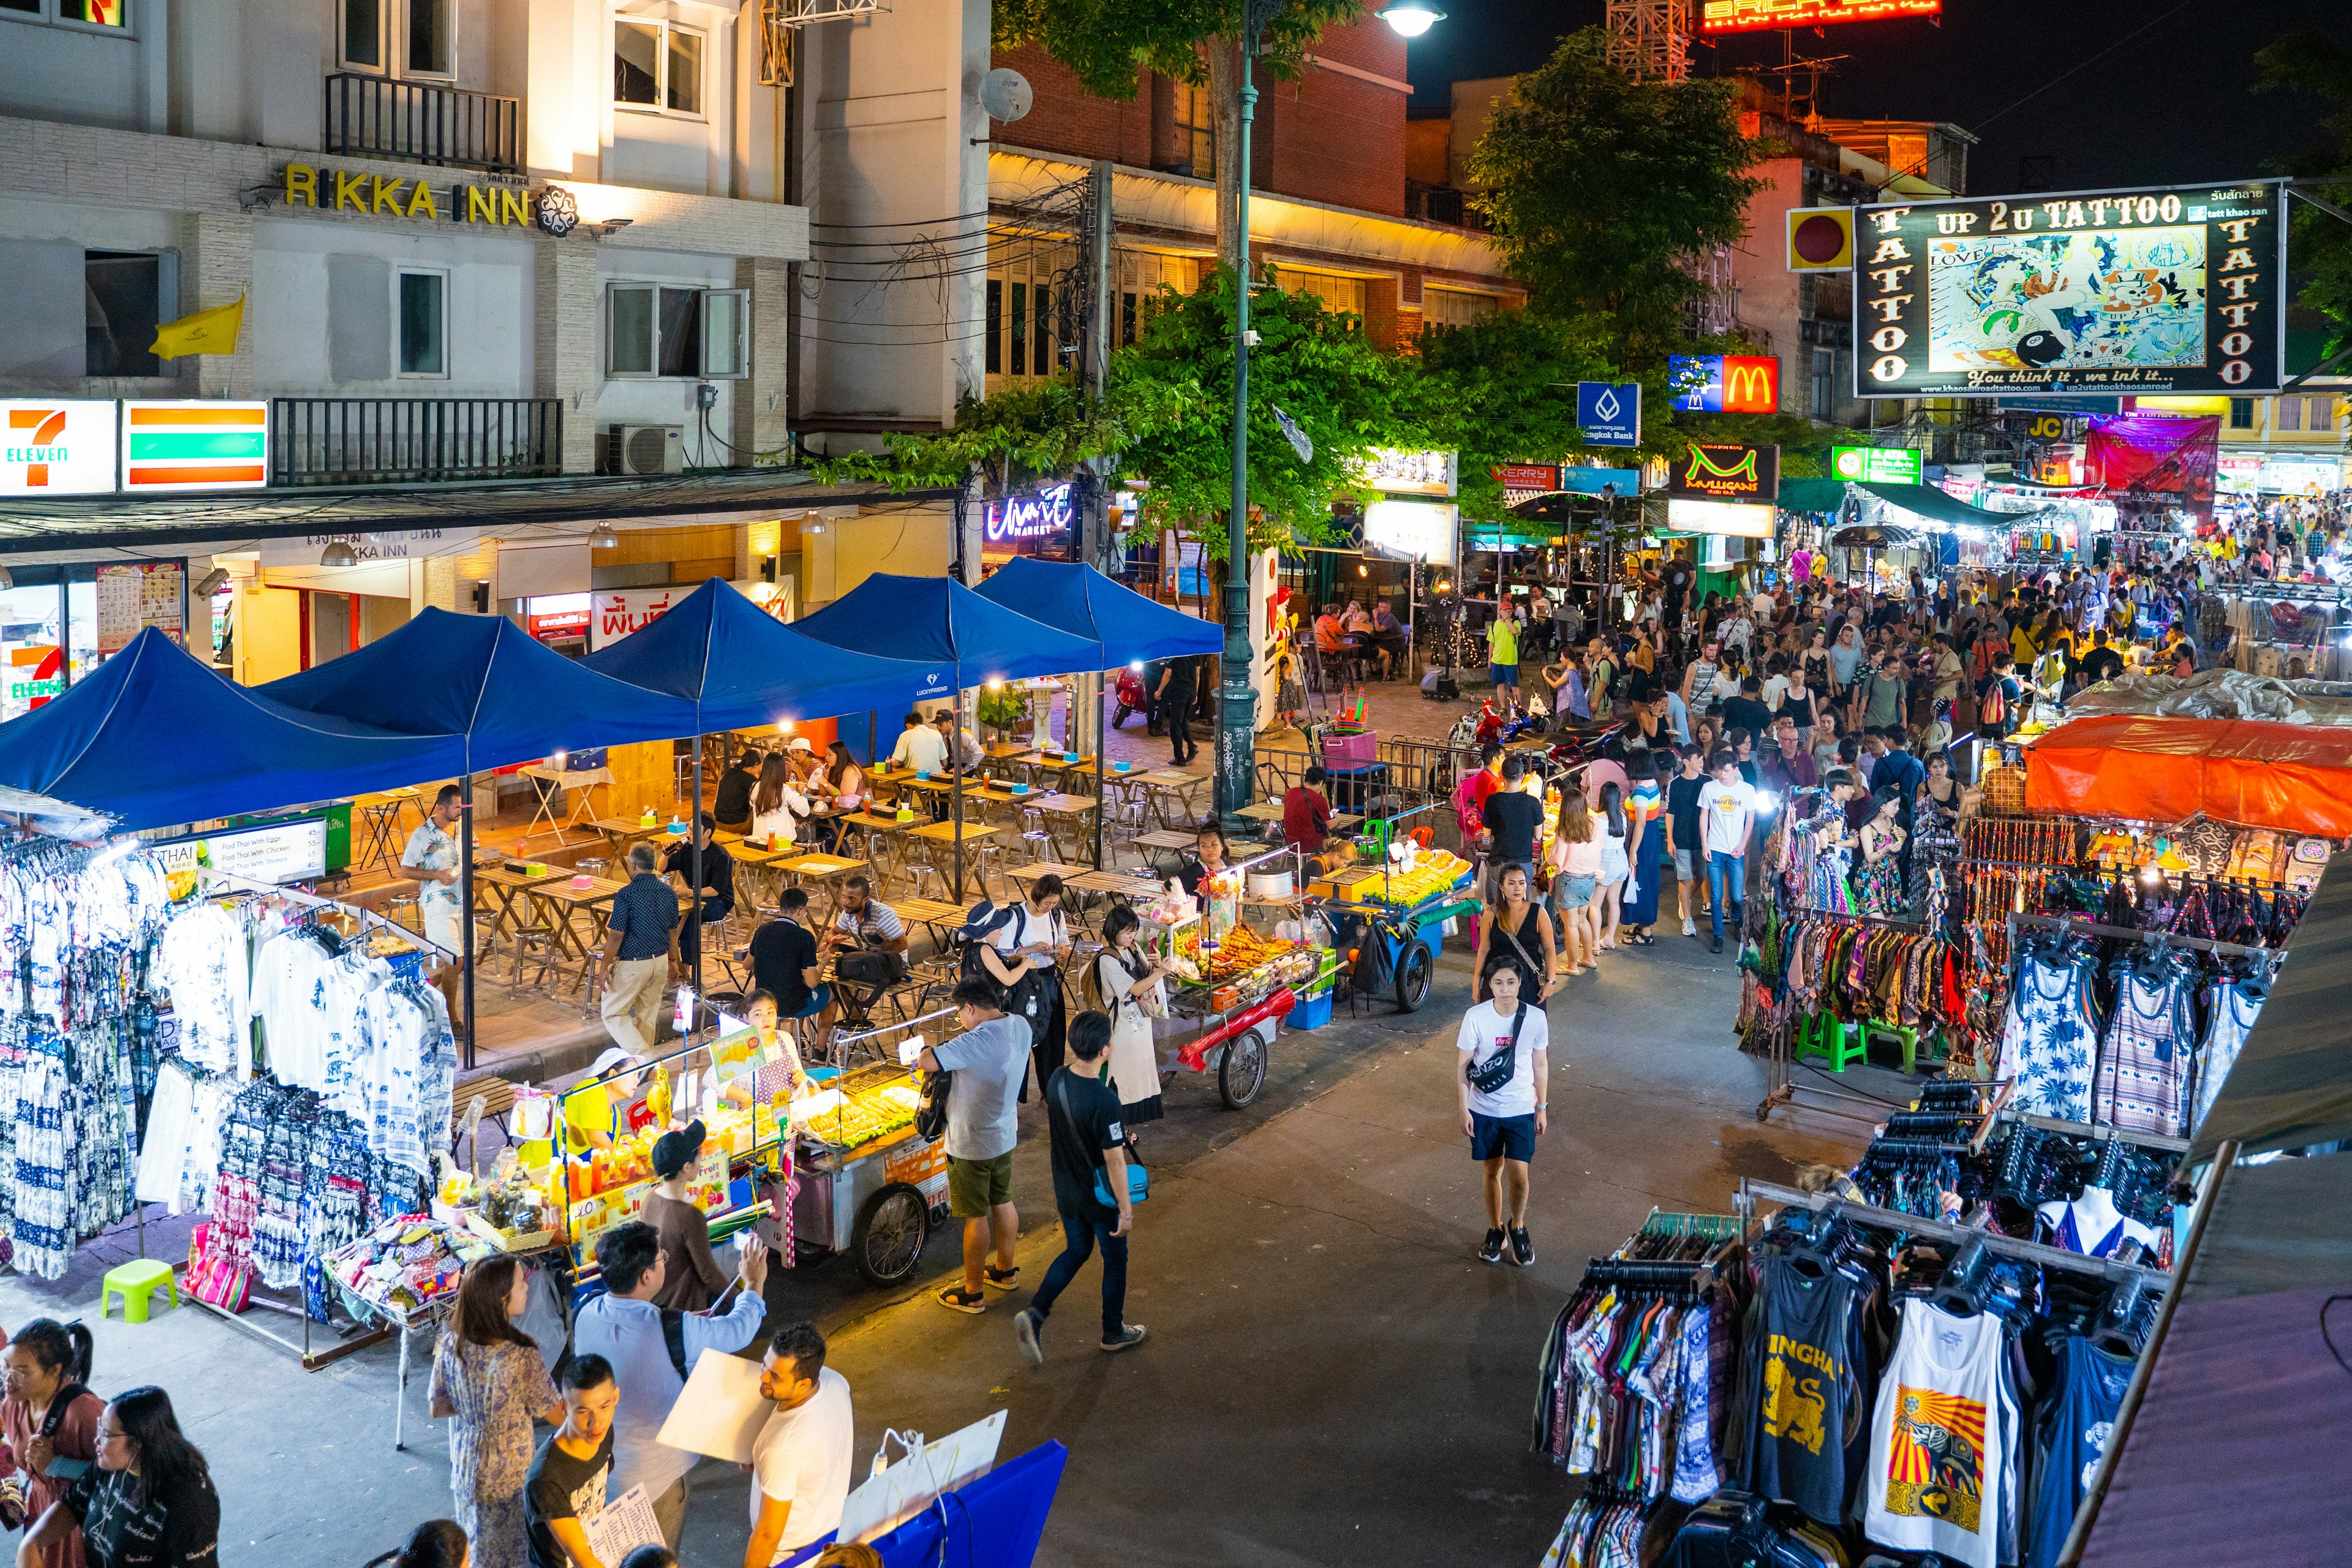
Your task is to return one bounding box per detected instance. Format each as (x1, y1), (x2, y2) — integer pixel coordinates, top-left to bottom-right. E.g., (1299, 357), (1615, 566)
(644, 1120), (731, 1311)
(718, 989), (812, 1116)
(518, 1047), (643, 1166)
(1175, 823), (1231, 900)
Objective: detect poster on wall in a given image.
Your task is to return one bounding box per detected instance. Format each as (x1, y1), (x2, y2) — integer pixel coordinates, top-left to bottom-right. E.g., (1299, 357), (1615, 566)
(94, 563), (186, 653)
(1855, 182), (2285, 398)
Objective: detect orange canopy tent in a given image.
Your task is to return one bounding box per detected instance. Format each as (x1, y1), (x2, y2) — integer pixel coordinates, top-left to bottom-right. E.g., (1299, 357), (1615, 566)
(2022, 715), (2352, 837)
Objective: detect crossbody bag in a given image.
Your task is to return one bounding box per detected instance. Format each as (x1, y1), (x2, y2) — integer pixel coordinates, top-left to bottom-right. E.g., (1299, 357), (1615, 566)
(1465, 1001), (1531, 1096)
(1054, 1071), (1148, 1210)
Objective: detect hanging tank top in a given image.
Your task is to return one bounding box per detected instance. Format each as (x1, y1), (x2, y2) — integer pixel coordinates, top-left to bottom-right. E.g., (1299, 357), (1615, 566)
(1995, 948), (2099, 1123)
(2092, 968), (2195, 1136)
(2023, 1338), (2135, 1568)
(1862, 1299), (2011, 1568)
(1735, 1253), (1863, 1527)
(2192, 977), (2265, 1136)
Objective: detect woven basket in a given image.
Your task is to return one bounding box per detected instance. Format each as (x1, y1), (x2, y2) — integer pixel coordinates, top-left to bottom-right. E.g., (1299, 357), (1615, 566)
(1980, 763), (2027, 815)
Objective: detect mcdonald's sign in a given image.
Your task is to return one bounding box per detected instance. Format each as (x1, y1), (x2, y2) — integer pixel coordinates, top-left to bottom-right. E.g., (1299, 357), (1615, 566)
(1668, 355), (1781, 413)
(1667, 441), (1779, 502)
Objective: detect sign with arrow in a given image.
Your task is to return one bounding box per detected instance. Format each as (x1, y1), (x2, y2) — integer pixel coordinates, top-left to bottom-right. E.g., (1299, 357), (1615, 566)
(1575, 381), (1643, 448)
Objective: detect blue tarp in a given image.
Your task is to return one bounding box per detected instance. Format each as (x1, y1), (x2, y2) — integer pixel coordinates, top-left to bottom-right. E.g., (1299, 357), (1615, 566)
(0, 628), (466, 831)
(262, 606), (698, 769)
(973, 559), (1223, 667)
(579, 579), (941, 729)
(793, 573), (1102, 690)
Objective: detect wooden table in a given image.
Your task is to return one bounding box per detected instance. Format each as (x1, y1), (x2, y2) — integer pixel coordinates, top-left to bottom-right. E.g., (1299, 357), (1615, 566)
(1026, 791), (1100, 862)
(589, 817), (663, 860)
(907, 820), (1003, 900)
(1007, 861), (1087, 896)
(518, 764), (617, 847)
(1135, 768), (1208, 829)
(1234, 802), (1285, 824)
(1065, 869), (1163, 900)
(354, 787), (424, 872)
(1016, 750), (1098, 791)
(519, 876), (627, 1000)
(834, 812), (918, 887)
(472, 864), (568, 967)
(894, 896), (971, 943)
(773, 852), (867, 918)
(1132, 828), (1198, 875)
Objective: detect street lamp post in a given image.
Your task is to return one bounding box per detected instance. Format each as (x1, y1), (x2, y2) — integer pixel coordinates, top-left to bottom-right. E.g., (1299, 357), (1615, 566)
(1216, 0), (1280, 829)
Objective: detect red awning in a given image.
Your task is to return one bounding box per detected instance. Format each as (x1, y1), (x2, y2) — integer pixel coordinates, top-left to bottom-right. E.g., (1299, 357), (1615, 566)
(2022, 715), (2352, 837)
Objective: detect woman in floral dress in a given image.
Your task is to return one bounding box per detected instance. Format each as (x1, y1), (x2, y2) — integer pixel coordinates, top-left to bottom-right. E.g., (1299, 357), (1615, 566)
(1850, 786), (1910, 919)
(428, 1256), (564, 1568)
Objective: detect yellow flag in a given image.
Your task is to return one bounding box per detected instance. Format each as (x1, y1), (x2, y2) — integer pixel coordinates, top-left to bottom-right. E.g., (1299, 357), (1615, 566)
(150, 295), (245, 359)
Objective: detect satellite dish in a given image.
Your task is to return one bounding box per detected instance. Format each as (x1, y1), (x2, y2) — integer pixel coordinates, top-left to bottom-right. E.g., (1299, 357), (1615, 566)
(979, 67), (1033, 123)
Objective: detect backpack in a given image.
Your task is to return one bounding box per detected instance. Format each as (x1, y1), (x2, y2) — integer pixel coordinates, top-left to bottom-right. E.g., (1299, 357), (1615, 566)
(954, 899), (1019, 985)
(1977, 674), (2007, 727)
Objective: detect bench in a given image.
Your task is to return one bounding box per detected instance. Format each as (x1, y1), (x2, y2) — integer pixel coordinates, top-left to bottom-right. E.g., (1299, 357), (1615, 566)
(451, 1073), (519, 1168)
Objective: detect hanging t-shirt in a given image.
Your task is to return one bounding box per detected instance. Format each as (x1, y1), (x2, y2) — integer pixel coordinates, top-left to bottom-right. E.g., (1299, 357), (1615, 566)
(1862, 1300), (2009, 1568)
(1734, 1253), (1863, 1526)
(2035, 1191), (2159, 1264)
(2024, 1338), (2135, 1568)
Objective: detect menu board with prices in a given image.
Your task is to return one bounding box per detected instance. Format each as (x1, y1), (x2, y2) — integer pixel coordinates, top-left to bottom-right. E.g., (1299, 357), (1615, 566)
(94, 563), (185, 654)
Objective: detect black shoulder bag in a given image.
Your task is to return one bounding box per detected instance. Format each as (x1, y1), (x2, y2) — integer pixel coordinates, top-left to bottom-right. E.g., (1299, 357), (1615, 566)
(1465, 1001), (1531, 1096)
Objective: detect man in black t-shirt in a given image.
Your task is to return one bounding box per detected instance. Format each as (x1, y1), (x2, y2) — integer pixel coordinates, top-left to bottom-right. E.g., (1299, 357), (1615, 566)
(662, 811), (733, 955)
(1720, 677), (1774, 752)
(714, 749), (763, 831)
(750, 888), (826, 1022)
(1014, 1012), (1142, 1363)
(1479, 754), (1545, 884)
(1155, 657), (1199, 765)
(524, 1354), (619, 1568)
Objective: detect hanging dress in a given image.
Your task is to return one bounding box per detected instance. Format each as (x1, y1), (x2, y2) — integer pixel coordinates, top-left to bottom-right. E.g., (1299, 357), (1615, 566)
(1623, 781), (1665, 927)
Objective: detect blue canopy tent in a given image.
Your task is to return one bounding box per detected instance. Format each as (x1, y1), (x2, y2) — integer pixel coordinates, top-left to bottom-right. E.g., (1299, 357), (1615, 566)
(580, 578), (942, 989)
(0, 627), (466, 832)
(263, 606), (701, 1065)
(796, 574), (1102, 894)
(974, 559), (1222, 865)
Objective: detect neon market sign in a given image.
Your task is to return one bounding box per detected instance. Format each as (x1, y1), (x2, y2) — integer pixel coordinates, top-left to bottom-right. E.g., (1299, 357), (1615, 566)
(983, 483), (1076, 546)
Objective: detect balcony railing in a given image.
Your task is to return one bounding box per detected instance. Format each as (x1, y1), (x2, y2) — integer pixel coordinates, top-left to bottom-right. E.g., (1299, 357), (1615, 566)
(323, 73), (521, 173)
(271, 399), (562, 487)
(1404, 183), (1488, 232)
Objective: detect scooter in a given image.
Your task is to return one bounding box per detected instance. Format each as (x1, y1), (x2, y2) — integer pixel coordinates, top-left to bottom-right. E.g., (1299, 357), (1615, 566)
(1110, 668), (1149, 729)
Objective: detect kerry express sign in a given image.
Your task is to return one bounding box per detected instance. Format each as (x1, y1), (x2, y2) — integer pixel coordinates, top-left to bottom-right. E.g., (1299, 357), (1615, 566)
(277, 162), (583, 236)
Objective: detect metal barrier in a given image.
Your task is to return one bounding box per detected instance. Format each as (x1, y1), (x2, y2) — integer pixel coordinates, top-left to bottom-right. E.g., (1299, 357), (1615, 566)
(1252, 731), (1479, 856)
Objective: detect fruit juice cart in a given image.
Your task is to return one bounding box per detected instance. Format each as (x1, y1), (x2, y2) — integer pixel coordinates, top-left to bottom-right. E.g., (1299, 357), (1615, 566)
(1311, 812), (1479, 1012)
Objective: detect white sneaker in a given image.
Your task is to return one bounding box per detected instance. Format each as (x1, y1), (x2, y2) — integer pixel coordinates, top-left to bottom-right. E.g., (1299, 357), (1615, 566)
(1682, 917), (1697, 937)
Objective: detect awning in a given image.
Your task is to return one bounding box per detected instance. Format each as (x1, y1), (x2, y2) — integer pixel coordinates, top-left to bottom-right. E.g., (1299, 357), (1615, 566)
(262, 606), (699, 771)
(2188, 856), (2352, 1164)
(1776, 478), (1849, 514)
(973, 560), (1222, 666)
(2022, 715), (2352, 837)
(1857, 481), (2034, 529)
(792, 573), (1103, 687)
(0, 628), (464, 831)
(579, 579), (941, 730)
(0, 474), (952, 554)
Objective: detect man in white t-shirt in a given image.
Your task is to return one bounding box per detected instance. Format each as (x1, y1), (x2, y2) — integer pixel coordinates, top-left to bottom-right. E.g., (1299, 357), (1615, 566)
(1455, 963), (1550, 1269)
(399, 783), (468, 1025)
(1695, 750), (1757, 955)
(745, 1322), (855, 1567)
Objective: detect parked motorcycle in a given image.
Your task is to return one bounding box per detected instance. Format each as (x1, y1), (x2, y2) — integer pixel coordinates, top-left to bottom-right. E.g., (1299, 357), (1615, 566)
(1111, 668), (1149, 729)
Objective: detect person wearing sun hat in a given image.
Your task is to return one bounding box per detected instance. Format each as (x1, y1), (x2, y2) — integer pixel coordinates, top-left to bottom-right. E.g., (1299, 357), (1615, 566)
(644, 1119), (733, 1311)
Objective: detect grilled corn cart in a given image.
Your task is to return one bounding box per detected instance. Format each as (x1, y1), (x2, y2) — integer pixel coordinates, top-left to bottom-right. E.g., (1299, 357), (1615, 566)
(786, 1009), (954, 1287)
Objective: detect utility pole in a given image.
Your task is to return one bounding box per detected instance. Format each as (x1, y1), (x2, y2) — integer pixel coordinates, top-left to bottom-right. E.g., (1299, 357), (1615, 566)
(1082, 157), (1115, 867)
(1216, 0), (1280, 829)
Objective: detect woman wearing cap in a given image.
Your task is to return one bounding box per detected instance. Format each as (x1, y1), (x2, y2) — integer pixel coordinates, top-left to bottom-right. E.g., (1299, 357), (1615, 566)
(515, 1049), (639, 1168)
(643, 1121), (731, 1312)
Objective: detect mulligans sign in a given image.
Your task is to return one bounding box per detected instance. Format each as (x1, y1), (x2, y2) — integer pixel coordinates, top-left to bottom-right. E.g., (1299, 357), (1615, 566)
(1855, 181), (2285, 398)
(279, 161), (582, 235)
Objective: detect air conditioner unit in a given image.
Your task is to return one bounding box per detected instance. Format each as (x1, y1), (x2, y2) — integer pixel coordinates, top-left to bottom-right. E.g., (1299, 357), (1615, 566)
(607, 423), (684, 476)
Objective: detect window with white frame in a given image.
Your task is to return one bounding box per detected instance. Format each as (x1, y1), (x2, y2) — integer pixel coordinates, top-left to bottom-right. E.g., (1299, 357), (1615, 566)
(606, 283), (747, 379)
(1422, 287), (1499, 330)
(396, 267), (447, 377)
(339, 0), (452, 75)
(614, 18), (703, 116)
(1, 0), (130, 29)
(1279, 266), (1369, 320)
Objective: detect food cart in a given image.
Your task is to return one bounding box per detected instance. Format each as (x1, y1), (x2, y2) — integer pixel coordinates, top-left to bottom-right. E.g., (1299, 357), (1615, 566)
(1312, 823), (1478, 1013)
(786, 1012), (953, 1286)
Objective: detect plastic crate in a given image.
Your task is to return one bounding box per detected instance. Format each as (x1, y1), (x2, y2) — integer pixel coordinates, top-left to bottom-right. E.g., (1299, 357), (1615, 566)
(1284, 987), (1335, 1031)
(1321, 728), (1378, 767)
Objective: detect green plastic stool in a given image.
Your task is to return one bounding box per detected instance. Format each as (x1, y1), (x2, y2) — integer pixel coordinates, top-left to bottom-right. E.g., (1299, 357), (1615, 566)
(101, 1259), (179, 1324)
(1860, 1021), (1922, 1075)
(1796, 1011), (1867, 1072)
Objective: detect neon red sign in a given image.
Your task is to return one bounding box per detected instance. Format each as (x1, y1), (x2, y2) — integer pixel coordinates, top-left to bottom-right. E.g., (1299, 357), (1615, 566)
(1700, 0), (1939, 34)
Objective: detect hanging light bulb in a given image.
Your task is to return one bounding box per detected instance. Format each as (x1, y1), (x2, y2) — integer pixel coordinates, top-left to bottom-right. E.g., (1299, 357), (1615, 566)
(590, 521), (620, 549)
(1377, 0), (1445, 36)
(320, 540), (360, 568)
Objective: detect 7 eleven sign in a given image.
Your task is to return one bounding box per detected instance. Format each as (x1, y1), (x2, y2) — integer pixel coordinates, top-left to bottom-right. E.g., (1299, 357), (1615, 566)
(0, 402), (118, 495)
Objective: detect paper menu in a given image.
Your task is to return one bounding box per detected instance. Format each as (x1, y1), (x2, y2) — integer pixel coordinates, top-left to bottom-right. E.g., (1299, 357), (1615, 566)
(654, 1348), (774, 1463)
(582, 1484), (666, 1566)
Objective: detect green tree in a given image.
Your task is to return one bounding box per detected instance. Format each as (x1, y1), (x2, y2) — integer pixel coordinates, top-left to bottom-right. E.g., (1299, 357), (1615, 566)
(1411, 309), (1616, 519)
(2256, 30), (2352, 358)
(991, 0), (1361, 265)
(1466, 28), (1763, 363)
(813, 377), (1201, 495)
(1115, 266), (1404, 555)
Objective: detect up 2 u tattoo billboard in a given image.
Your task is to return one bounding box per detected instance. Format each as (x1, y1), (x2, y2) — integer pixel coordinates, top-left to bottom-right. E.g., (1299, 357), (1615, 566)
(1853, 182), (2285, 399)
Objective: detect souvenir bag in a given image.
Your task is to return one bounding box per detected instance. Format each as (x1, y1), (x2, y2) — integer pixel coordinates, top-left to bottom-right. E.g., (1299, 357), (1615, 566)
(186, 1221), (251, 1313)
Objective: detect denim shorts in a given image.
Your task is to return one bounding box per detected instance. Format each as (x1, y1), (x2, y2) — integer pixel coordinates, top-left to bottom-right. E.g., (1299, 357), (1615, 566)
(1555, 874), (1597, 910)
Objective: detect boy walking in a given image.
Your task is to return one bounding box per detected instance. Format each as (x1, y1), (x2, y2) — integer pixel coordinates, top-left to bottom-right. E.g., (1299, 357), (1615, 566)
(1014, 1011), (1144, 1362)
(1696, 748), (1757, 955)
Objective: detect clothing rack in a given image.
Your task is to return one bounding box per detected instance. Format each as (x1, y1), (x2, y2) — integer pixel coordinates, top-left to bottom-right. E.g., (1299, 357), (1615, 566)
(1754, 910), (1950, 1126)
(2007, 910), (2284, 965)
(1992, 1107), (2192, 1156)
(196, 865), (458, 963)
(1631, 1208), (1745, 1243)
(1736, 1177), (2170, 1285)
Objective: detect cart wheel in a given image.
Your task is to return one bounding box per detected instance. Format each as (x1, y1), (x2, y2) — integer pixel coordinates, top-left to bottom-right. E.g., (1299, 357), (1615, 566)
(1219, 1025), (1270, 1109)
(1393, 939), (1434, 1012)
(850, 1184), (929, 1287)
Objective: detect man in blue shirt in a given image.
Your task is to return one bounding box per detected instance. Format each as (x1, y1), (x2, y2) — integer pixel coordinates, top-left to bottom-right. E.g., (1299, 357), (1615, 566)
(920, 979), (1032, 1314)
(571, 1221), (770, 1547)
(598, 843), (680, 1057)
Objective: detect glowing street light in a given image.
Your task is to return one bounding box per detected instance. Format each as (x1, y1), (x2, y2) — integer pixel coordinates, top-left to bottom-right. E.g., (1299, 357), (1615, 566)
(1378, 1), (1446, 37)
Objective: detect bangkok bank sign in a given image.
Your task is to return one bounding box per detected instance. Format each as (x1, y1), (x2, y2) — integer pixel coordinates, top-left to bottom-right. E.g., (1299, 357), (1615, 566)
(983, 483), (1075, 549)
